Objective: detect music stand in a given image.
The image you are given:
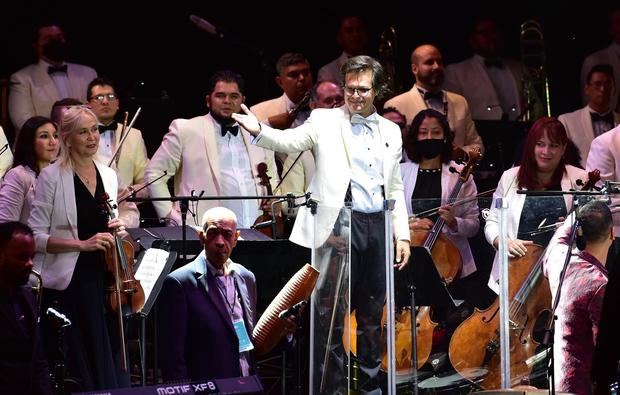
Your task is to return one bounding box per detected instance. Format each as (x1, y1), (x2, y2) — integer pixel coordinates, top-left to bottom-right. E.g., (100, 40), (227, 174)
(133, 247), (177, 386)
(409, 246), (457, 308)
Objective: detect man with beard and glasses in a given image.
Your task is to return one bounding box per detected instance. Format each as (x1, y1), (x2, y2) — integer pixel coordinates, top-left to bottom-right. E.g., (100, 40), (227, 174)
(385, 44), (483, 155)
(9, 22), (97, 134)
(145, 70), (279, 229)
(0, 221), (52, 395)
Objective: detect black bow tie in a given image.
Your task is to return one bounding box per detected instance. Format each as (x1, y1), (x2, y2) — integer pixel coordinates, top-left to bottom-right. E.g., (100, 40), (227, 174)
(590, 112), (614, 124)
(484, 58), (504, 69)
(47, 65), (68, 75)
(221, 125), (239, 137)
(99, 121), (118, 134)
(420, 89), (443, 101)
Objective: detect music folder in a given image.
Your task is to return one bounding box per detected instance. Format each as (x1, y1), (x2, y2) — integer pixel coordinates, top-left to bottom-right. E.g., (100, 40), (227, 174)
(408, 246), (458, 308)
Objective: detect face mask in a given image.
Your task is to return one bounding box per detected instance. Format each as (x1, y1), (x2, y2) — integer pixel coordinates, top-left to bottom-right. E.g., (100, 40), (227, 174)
(417, 138), (444, 159)
(42, 39), (66, 62)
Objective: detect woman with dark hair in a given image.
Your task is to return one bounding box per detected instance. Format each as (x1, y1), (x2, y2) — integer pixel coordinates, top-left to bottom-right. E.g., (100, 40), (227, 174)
(402, 108), (480, 280)
(0, 116), (59, 223)
(484, 116), (588, 294)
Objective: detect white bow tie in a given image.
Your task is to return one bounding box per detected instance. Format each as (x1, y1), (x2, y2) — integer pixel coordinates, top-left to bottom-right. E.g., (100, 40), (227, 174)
(350, 114), (378, 126)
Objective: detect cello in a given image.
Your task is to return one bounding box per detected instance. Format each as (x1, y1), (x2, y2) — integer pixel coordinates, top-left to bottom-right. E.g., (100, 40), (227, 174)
(102, 193), (145, 371)
(448, 170), (601, 389)
(403, 148), (481, 368)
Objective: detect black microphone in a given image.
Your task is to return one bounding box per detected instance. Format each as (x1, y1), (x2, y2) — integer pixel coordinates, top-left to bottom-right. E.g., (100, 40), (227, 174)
(279, 300), (307, 320)
(251, 220), (273, 230)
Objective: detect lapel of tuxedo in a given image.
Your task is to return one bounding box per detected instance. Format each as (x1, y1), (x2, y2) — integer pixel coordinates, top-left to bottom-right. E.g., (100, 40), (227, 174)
(60, 165), (78, 239)
(202, 116), (222, 195)
(34, 62), (60, 102)
(339, 108), (353, 168)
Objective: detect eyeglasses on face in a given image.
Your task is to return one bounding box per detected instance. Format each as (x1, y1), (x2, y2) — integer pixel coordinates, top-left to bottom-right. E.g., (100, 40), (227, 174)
(89, 93), (118, 103)
(343, 86), (373, 97)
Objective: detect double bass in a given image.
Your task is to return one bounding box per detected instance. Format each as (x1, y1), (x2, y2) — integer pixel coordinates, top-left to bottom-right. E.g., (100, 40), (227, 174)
(448, 170), (601, 389)
(102, 194), (145, 371)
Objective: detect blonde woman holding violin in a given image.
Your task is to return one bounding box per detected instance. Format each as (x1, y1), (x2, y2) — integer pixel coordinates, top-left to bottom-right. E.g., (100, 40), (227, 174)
(401, 108), (480, 280)
(28, 105), (130, 391)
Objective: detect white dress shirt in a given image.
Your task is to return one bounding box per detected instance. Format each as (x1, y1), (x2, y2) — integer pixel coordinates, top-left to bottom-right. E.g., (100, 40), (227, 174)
(350, 112), (384, 213)
(42, 60), (70, 99)
(215, 124), (259, 228)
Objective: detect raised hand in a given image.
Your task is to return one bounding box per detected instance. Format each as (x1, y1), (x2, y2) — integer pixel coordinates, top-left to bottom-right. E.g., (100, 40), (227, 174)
(231, 104), (262, 136)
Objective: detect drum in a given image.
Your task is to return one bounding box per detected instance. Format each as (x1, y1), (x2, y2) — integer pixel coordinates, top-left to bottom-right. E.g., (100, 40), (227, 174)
(418, 368), (487, 394)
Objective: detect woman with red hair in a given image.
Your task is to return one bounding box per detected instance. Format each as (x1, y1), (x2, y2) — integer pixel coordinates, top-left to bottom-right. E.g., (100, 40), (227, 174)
(484, 117), (588, 294)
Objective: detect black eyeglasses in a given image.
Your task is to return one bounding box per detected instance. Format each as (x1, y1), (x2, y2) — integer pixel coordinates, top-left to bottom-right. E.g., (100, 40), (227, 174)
(89, 93), (117, 103)
(344, 86), (373, 97)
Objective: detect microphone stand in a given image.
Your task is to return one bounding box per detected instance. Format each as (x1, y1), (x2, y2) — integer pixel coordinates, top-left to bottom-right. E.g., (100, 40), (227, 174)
(126, 192), (310, 263)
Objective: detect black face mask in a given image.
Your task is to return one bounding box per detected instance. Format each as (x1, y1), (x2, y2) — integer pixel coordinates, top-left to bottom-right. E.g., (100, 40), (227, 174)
(417, 138), (444, 159)
(42, 39), (66, 62)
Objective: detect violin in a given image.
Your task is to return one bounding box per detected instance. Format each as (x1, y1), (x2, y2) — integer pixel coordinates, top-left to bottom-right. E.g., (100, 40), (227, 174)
(102, 193), (145, 371)
(253, 162), (285, 239)
(266, 91), (311, 129)
(448, 169), (601, 389)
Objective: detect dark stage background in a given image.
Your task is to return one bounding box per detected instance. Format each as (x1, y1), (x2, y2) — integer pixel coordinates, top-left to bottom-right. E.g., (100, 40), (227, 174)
(0, 1), (617, 146)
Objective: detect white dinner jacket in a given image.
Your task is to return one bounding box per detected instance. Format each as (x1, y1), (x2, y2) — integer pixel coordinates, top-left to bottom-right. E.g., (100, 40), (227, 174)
(145, 113), (278, 226)
(558, 106), (620, 168)
(28, 160), (118, 290)
(586, 125), (620, 234)
(443, 56), (523, 120)
(484, 165), (588, 293)
(256, 106), (409, 248)
(9, 61), (97, 131)
(384, 84), (484, 154)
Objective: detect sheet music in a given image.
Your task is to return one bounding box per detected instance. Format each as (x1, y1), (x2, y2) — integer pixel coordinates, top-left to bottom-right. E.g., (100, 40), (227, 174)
(135, 248), (170, 309)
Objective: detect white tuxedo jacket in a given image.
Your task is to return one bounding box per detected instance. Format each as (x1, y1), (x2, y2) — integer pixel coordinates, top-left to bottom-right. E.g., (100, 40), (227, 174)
(28, 160), (118, 290)
(9, 61), (97, 131)
(384, 84), (484, 154)
(95, 124), (149, 190)
(401, 161), (480, 278)
(443, 56), (524, 120)
(559, 106), (620, 168)
(484, 165), (588, 293)
(581, 44), (620, 111)
(256, 106), (409, 248)
(587, 125), (620, 234)
(145, 113), (278, 226)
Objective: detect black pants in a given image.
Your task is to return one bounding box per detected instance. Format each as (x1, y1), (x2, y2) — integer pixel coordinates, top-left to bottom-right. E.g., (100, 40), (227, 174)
(349, 210), (387, 390)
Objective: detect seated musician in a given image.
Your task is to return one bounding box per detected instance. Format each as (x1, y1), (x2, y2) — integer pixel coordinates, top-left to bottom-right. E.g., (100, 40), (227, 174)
(145, 70), (279, 229)
(484, 116), (588, 294)
(403, 108), (480, 282)
(157, 207), (295, 382)
(542, 200), (612, 395)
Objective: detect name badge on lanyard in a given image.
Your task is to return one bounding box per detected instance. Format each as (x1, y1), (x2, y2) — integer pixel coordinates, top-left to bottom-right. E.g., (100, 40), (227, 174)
(233, 319), (254, 352)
